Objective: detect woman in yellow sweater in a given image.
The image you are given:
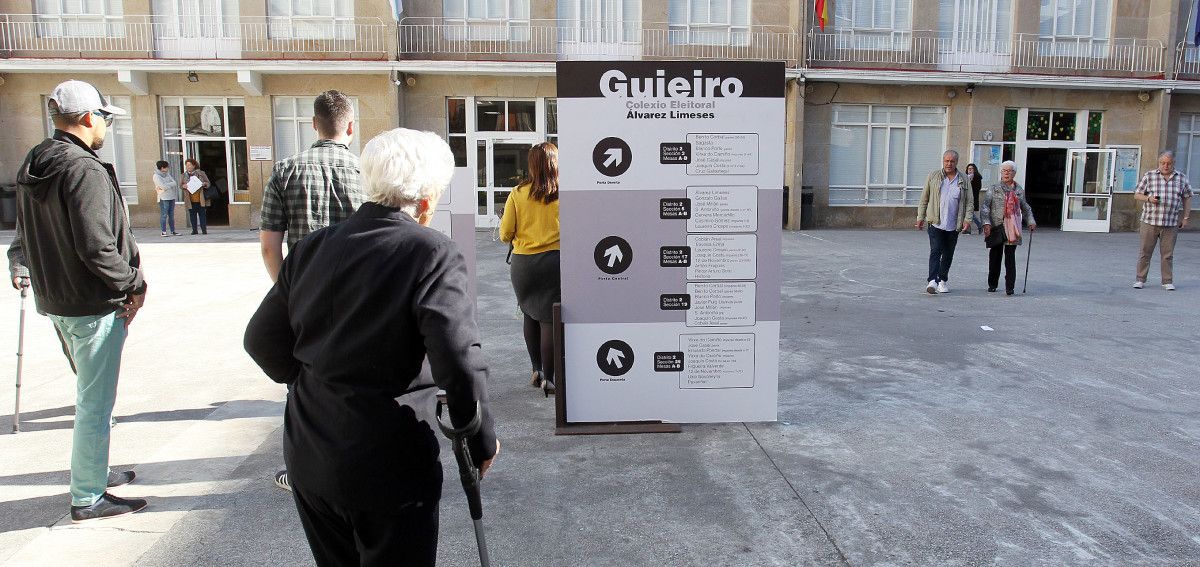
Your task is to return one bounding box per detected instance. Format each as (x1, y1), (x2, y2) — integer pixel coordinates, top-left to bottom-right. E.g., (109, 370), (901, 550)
(499, 142), (560, 396)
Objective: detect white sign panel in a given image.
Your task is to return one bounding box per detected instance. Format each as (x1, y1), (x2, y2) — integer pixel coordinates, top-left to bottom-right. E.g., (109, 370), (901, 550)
(249, 145), (273, 161)
(558, 61), (784, 423)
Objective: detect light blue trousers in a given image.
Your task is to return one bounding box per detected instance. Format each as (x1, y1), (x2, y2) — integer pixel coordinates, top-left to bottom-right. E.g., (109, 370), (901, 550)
(49, 310), (127, 507)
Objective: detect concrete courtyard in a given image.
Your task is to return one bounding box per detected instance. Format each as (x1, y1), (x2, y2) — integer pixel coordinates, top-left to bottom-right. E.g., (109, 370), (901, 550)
(0, 227), (1197, 566)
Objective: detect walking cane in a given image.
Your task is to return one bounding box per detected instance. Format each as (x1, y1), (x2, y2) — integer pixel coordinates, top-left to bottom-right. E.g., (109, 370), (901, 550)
(1022, 229), (1034, 294)
(13, 277), (29, 433)
(436, 398), (491, 567)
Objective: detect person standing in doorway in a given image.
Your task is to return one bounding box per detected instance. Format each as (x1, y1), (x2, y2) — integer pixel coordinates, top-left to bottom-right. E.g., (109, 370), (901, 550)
(7, 80), (147, 522)
(153, 160), (180, 237)
(916, 150), (973, 294)
(1133, 150), (1192, 291)
(981, 161), (1036, 295)
(258, 90), (365, 492)
(499, 142), (560, 396)
(182, 158), (210, 235)
(965, 162), (984, 234)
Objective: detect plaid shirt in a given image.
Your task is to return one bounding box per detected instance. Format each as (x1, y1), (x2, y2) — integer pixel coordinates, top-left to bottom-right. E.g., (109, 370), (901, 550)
(261, 140), (364, 248)
(1136, 169), (1193, 227)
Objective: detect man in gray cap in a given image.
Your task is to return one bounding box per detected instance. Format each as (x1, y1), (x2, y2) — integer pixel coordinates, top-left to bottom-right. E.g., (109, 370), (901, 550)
(8, 80), (148, 522)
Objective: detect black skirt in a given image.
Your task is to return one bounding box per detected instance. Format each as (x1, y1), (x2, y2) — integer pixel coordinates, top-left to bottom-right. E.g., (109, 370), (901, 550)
(510, 250), (561, 322)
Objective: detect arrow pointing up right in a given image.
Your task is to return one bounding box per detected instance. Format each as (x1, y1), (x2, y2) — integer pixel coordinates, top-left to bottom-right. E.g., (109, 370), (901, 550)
(603, 245), (623, 267)
(603, 148), (622, 168)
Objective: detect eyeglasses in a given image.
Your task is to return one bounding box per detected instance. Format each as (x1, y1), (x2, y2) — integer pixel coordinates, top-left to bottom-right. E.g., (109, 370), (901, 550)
(92, 111), (114, 126)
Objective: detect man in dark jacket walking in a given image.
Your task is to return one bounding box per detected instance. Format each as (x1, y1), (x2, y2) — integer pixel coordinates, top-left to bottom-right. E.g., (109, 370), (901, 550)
(7, 80), (148, 522)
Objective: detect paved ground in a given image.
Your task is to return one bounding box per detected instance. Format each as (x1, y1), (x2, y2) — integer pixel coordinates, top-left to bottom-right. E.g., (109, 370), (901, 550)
(0, 226), (1197, 566)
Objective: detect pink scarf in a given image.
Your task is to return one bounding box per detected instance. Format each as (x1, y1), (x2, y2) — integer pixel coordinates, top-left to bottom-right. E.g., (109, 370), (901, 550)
(1003, 188), (1022, 243)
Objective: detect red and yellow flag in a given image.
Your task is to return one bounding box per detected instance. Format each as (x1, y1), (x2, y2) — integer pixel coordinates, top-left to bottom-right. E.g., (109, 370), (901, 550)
(815, 0), (827, 31)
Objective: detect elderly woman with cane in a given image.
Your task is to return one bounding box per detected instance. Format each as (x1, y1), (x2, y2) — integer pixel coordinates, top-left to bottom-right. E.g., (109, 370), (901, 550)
(981, 160), (1036, 295)
(245, 128), (499, 567)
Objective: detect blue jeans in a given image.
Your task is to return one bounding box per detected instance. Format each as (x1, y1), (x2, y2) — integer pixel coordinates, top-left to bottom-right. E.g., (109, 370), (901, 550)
(927, 225), (961, 283)
(159, 199), (176, 233)
(48, 310), (128, 507)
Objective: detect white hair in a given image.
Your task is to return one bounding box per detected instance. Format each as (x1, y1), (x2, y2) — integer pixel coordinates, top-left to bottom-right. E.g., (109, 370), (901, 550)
(1000, 160), (1017, 172)
(943, 150), (960, 160)
(359, 128), (454, 216)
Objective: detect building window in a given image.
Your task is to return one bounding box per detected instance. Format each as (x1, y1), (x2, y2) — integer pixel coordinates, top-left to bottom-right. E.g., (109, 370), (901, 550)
(272, 96), (361, 160)
(545, 98), (558, 147)
(1175, 114), (1200, 210)
(447, 98), (468, 167)
(668, 0), (751, 46)
(268, 0), (354, 39)
(35, 0), (124, 38)
(44, 95), (137, 204)
(443, 0), (531, 40)
(937, 0), (1011, 52)
(828, 104), (947, 206)
(1039, 0), (1110, 51)
(475, 99), (536, 132)
(559, 0), (641, 44)
(161, 97), (251, 206)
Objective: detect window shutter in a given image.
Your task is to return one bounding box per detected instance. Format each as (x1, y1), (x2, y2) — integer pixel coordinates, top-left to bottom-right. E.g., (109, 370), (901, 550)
(731, 0), (748, 26)
(444, 0), (465, 18)
(274, 120), (297, 159)
(668, 0), (686, 26)
(689, 0), (708, 24)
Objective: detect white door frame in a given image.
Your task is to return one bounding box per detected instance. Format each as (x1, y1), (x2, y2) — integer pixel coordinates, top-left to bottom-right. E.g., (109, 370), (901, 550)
(1061, 148), (1115, 232)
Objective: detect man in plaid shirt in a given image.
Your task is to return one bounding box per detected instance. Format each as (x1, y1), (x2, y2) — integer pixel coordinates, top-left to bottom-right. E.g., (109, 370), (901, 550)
(258, 90), (365, 492)
(259, 90), (365, 282)
(1133, 150), (1193, 291)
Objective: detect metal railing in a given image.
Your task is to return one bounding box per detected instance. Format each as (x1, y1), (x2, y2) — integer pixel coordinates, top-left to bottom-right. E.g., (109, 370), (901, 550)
(398, 18), (799, 65)
(0, 14), (392, 59)
(808, 31), (1164, 75)
(1176, 42), (1200, 78)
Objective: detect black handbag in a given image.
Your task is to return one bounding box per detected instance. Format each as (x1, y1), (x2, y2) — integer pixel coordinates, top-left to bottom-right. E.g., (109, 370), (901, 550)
(985, 226), (1006, 248)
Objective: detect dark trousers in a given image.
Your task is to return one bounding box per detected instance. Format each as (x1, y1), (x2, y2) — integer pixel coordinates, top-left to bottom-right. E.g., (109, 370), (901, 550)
(188, 205), (207, 233)
(926, 225), (960, 283)
(292, 488), (439, 567)
(988, 244), (1018, 292)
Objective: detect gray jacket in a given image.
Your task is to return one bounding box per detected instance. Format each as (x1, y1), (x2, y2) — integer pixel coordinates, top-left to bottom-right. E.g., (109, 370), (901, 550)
(8, 131), (145, 316)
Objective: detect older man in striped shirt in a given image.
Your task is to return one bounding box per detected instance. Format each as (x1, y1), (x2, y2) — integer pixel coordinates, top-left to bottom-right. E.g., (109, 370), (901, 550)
(1133, 150), (1193, 291)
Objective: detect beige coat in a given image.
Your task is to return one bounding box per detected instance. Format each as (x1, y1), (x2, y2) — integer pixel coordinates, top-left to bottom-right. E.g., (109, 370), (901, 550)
(915, 168), (972, 228)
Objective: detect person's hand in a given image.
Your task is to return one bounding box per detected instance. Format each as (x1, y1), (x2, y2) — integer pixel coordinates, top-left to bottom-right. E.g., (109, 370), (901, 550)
(915, 220), (925, 230)
(983, 224), (992, 238)
(11, 277), (29, 291)
(479, 439), (500, 478)
(1182, 217), (1191, 229)
(118, 291), (146, 327)
(961, 221), (971, 232)
(1029, 224), (1036, 232)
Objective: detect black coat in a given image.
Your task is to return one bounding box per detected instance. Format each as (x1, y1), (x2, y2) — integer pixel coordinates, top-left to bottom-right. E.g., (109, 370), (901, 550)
(8, 131), (144, 316)
(244, 202), (497, 510)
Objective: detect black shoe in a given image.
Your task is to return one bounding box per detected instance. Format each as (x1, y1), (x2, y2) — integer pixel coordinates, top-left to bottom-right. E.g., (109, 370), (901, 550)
(530, 369), (544, 388)
(107, 470), (135, 488)
(1006, 289), (1014, 296)
(202, 229), (207, 235)
(70, 492), (147, 523)
(191, 230), (198, 235)
(987, 287), (997, 293)
(542, 376), (555, 398)
(171, 232), (181, 236)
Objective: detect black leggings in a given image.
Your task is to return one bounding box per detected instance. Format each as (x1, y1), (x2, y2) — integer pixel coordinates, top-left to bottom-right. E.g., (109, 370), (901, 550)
(522, 313), (555, 384)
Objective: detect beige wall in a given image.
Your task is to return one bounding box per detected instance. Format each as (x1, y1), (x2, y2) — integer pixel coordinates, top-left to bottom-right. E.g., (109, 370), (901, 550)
(0, 72), (394, 229)
(802, 82), (1165, 230)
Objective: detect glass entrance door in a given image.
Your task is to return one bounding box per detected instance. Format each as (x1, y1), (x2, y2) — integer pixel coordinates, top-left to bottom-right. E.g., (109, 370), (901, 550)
(1062, 149), (1115, 232)
(476, 138), (535, 227)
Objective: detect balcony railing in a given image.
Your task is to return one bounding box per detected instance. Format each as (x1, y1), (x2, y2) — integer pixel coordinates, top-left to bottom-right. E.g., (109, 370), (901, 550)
(1176, 42), (1200, 79)
(0, 14), (392, 60)
(398, 18), (799, 66)
(808, 31), (1164, 76)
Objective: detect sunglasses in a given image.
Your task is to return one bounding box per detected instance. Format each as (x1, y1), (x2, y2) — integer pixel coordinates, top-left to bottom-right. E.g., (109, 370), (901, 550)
(92, 111), (114, 126)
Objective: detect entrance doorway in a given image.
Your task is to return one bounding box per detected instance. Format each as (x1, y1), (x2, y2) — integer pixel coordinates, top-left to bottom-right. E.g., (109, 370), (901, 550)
(476, 137), (537, 226)
(1025, 148), (1067, 228)
(188, 141), (230, 225)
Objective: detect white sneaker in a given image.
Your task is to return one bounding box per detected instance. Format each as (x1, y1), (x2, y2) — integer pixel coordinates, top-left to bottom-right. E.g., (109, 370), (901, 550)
(1163, 283), (1176, 291)
(926, 280), (937, 294)
(1132, 281), (1144, 289)
(936, 281), (950, 294)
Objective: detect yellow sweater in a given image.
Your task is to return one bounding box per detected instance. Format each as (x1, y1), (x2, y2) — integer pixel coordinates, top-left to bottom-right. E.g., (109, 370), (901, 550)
(499, 182), (560, 254)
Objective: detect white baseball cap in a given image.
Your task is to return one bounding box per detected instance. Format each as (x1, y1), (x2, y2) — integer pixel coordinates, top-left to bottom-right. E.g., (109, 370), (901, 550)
(48, 80), (126, 115)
